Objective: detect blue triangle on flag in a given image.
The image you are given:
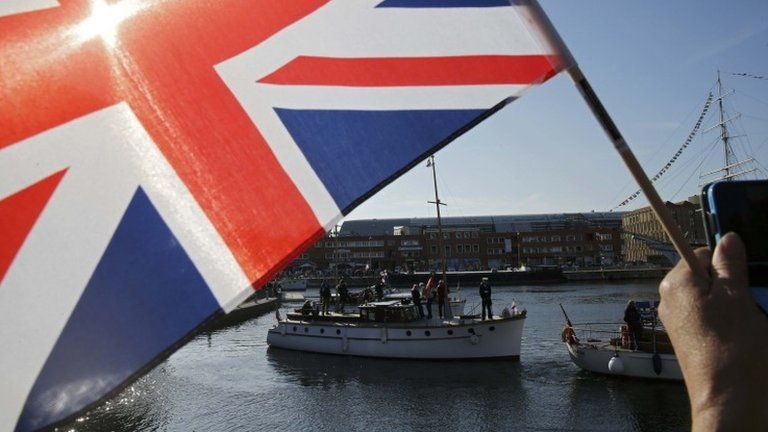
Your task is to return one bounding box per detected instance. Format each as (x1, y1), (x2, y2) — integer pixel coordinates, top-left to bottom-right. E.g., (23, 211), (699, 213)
(17, 187), (220, 431)
(275, 108), (487, 213)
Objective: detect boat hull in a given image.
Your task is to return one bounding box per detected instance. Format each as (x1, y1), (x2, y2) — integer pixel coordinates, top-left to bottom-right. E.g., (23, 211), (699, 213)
(268, 316), (524, 360)
(566, 342), (682, 381)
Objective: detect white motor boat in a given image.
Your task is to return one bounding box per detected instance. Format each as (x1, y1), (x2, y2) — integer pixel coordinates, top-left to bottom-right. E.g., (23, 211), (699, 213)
(267, 300), (526, 360)
(561, 301), (682, 381)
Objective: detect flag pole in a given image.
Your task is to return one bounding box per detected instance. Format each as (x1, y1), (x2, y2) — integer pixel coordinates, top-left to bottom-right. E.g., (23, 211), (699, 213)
(522, 0), (706, 279)
(566, 66), (705, 278)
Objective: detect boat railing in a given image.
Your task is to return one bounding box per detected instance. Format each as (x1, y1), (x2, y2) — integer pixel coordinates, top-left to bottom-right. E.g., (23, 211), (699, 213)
(568, 321), (675, 354)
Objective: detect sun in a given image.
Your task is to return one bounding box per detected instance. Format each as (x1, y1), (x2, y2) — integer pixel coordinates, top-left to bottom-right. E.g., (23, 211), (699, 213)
(75, 0), (143, 48)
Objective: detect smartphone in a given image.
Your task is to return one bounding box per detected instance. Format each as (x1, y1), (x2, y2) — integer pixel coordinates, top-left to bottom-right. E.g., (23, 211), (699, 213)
(701, 180), (768, 313)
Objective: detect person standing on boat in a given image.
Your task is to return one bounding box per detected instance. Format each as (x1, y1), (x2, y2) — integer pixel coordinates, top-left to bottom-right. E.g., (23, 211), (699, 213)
(426, 271), (437, 293)
(479, 277), (492, 320)
(320, 281), (332, 315)
(623, 300), (642, 349)
(375, 279), (385, 301)
(422, 282), (434, 319)
(336, 277), (348, 313)
(437, 279), (448, 319)
(411, 284), (425, 318)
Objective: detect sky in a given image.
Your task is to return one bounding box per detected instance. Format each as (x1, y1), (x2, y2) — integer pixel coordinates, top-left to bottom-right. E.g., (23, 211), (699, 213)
(345, 0), (768, 223)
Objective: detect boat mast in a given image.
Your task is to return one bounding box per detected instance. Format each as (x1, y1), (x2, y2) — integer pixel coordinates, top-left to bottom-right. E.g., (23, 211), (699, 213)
(701, 71), (755, 182)
(716, 70), (736, 180)
(427, 155), (448, 284)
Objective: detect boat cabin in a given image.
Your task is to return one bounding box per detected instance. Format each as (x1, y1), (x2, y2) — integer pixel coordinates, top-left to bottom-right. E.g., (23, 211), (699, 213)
(286, 299), (422, 323)
(358, 301), (421, 323)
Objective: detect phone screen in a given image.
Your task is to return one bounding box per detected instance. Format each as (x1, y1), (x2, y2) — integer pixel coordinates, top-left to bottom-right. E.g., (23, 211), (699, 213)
(707, 181), (768, 291)
(708, 181), (768, 264)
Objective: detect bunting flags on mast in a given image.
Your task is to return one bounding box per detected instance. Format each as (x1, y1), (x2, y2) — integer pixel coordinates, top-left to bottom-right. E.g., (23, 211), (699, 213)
(0, 1), (572, 430)
(613, 93), (713, 209)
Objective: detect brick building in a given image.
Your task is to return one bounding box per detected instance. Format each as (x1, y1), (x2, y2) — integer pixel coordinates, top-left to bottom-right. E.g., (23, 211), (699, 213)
(621, 197), (706, 265)
(287, 212), (624, 275)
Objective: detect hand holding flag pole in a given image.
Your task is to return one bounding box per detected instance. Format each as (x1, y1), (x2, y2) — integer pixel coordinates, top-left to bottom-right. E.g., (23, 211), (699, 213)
(525, 0), (707, 280)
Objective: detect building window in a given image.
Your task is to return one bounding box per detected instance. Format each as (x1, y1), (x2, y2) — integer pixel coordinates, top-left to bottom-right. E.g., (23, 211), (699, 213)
(430, 245), (437, 254)
(429, 233), (436, 240)
(473, 244), (479, 253)
(471, 232), (479, 238)
(566, 235), (576, 241)
(551, 235), (561, 242)
(457, 245), (464, 253)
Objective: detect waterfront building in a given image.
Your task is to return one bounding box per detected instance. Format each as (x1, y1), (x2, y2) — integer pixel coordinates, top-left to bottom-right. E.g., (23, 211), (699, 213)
(284, 213), (624, 275)
(621, 197), (706, 265)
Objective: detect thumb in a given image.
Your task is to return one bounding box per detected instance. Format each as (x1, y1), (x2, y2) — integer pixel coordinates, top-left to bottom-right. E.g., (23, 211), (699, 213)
(712, 232), (749, 289)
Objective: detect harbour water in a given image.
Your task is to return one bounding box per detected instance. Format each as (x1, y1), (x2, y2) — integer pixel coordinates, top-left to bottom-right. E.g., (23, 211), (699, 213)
(64, 281), (690, 431)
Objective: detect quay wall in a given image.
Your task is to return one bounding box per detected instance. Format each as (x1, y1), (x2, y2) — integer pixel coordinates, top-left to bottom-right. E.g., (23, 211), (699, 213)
(563, 268), (669, 281)
(298, 267), (669, 288)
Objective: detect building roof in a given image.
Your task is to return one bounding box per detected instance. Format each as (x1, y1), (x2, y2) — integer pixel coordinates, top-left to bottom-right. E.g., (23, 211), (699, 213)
(339, 212), (624, 236)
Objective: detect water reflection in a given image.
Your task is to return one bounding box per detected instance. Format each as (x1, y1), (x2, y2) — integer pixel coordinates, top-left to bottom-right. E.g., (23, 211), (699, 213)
(565, 373), (689, 431)
(266, 348), (528, 432)
(70, 365), (173, 432)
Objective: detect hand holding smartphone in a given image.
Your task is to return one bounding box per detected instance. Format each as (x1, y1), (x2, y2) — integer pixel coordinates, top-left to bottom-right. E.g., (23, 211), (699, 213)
(701, 180), (768, 314)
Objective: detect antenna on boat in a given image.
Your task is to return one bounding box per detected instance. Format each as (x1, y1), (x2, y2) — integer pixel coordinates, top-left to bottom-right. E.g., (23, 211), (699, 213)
(427, 155), (455, 319)
(427, 155), (448, 285)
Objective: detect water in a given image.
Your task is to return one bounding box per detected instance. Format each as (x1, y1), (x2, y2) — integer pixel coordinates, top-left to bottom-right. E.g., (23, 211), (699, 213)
(63, 281), (690, 431)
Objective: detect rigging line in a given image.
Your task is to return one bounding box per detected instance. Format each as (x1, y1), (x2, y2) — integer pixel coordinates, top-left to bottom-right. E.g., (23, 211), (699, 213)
(434, 162), (466, 220)
(656, 135), (720, 191)
(604, 90), (715, 209)
(612, 92), (713, 210)
(731, 111), (758, 158)
(726, 98), (761, 160)
(742, 113), (768, 122)
(669, 138), (723, 201)
(736, 90), (768, 108)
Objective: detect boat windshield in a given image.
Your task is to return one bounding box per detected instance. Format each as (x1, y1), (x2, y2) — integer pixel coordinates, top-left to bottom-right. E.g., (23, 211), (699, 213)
(360, 301), (420, 323)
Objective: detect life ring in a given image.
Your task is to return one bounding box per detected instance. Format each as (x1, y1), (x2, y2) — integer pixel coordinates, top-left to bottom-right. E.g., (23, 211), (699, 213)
(469, 334), (480, 345)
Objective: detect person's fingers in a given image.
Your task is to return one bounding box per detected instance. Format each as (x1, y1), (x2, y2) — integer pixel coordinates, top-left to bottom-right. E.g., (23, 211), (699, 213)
(659, 247), (712, 326)
(660, 247), (712, 298)
(712, 232), (749, 296)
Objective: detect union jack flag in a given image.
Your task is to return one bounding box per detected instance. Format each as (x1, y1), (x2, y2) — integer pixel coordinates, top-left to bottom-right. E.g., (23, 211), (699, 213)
(0, 0), (571, 429)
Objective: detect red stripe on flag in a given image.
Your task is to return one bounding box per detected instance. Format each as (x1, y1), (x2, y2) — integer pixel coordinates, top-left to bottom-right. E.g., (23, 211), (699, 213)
(0, 170), (67, 284)
(259, 55), (563, 86)
(0, 1), (330, 288)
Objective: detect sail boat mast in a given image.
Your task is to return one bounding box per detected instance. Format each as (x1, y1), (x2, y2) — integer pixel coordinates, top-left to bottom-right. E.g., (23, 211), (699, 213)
(716, 70), (737, 180)
(701, 71), (754, 183)
(427, 155), (448, 284)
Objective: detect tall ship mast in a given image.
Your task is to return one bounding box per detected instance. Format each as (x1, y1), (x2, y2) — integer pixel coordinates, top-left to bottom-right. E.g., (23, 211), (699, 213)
(700, 71), (760, 183)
